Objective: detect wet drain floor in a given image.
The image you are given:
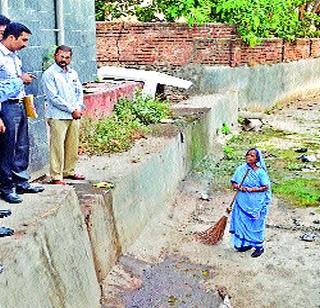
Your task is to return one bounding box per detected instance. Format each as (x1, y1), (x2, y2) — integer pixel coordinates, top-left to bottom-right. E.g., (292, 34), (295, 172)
(102, 255), (223, 307)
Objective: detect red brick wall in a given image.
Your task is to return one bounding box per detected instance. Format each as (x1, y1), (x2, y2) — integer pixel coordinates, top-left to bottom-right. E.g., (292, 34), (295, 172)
(283, 38), (311, 61)
(96, 22), (320, 67)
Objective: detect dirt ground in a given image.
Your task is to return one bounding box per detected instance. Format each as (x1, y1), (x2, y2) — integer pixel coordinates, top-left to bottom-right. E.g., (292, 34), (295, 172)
(101, 95), (320, 308)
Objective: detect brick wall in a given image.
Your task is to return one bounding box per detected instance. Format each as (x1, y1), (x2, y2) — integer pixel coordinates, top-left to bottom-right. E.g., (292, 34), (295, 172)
(96, 22), (320, 68)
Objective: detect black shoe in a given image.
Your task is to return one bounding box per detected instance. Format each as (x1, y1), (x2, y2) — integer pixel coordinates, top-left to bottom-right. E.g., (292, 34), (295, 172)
(235, 246), (252, 252)
(0, 226), (14, 237)
(251, 248), (264, 258)
(0, 209), (12, 218)
(16, 184), (45, 194)
(1, 192), (23, 204)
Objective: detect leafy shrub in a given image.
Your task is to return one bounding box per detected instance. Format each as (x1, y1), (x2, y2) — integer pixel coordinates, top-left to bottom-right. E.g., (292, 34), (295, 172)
(223, 146), (236, 160)
(221, 122), (231, 135)
(80, 93), (171, 155)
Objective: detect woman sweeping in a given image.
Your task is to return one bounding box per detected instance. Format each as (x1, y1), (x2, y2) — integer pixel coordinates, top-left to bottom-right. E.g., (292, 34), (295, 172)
(229, 148), (272, 257)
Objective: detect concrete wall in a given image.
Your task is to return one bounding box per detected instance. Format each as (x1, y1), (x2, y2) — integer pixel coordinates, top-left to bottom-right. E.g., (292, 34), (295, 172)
(0, 0), (97, 175)
(177, 58), (320, 108)
(75, 92), (237, 282)
(0, 187), (101, 308)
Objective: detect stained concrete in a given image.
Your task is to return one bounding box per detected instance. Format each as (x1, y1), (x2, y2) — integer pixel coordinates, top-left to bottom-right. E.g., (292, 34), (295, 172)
(0, 186), (100, 308)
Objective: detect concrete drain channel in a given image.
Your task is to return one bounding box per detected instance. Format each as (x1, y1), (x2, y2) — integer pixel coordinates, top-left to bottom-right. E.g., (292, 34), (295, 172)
(102, 255), (225, 307)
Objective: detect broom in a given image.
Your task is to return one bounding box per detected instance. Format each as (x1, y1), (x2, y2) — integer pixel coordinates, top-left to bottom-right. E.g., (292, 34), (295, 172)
(195, 169), (250, 245)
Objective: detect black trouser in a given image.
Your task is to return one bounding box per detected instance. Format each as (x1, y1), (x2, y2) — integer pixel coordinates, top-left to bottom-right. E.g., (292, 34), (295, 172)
(0, 100), (30, 193)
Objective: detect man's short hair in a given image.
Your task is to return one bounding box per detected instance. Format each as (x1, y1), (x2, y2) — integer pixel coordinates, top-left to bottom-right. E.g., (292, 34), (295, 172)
(2, 22), (32, 39)
(0, 15), (10, 27)
(55, 45), (73, 56)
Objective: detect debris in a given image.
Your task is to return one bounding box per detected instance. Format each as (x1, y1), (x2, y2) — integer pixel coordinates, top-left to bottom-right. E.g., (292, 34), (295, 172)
(199, 193), (212, 201)
(168, 295), (178, 305)
(242, 118), (263, 131)
(93, 181), (114, 189)
(297, 155), (317, 163)
(300, 232), (317, 242)
(98, 65), (192, 98)
(160, 119), (175, 124)
(0, 209), (12, 218)
(292, 218), (302, 226)
(295, 148), (307, 153)
(202, 270), (210, 278)
(0, 227), (14, 237)
(217, 286), (232, 308)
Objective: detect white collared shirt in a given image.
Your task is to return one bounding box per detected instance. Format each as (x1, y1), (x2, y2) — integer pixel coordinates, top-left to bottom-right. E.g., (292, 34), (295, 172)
(42, 63), (84, 119)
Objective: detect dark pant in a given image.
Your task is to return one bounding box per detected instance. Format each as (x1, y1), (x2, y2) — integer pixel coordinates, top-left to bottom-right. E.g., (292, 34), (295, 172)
(0, 101), (30, 193)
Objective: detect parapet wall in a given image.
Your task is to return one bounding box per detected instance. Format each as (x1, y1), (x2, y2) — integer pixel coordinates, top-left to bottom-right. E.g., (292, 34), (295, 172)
(178, 58), (320, 108)
(96, 22), (320, 68)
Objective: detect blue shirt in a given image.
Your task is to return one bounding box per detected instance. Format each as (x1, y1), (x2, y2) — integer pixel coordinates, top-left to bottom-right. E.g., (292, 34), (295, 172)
(42, 63), (84, 119)
(0, 43), (25, 108)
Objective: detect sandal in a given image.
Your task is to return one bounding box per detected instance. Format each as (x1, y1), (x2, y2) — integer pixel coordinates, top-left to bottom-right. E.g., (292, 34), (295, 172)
(49, 179), (66, 185)
(64, 174), (85, 180)
(251, 248), (264, 258)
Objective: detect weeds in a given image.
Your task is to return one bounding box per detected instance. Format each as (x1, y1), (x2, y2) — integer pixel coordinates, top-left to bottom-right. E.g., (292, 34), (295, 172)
(80, 94), (171, 155)
(273, 179), (320, 207)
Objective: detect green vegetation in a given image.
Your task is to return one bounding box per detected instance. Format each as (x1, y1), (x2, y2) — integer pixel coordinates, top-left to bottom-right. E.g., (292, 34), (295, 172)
(273, 179), (320, 207)
(95, 0), (320, 46)
(80, 93), (171, 155)
(193, 125), (320, 208)
(221, 122), (231, 135)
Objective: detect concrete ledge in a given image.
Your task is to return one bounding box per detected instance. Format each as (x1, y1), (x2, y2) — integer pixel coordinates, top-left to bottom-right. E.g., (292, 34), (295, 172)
(83, 81), (143, 118)
(76, 184), (121, 283)
(0, 187), (101, 307)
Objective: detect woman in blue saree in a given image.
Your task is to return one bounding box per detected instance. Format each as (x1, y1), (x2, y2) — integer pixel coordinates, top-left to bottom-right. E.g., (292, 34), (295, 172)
(229, 148), (272, 257)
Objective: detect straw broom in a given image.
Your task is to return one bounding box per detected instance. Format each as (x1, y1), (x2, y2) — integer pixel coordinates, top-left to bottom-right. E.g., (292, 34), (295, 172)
(195, 169), (250, 245)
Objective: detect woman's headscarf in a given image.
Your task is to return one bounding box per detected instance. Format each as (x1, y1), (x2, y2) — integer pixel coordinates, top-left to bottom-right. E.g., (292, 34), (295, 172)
(246, 148), (268, 173)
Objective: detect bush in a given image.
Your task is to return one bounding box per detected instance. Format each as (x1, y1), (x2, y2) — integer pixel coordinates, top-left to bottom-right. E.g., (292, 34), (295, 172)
(95, 0), (320, 46)
(80, 93), (171, 155)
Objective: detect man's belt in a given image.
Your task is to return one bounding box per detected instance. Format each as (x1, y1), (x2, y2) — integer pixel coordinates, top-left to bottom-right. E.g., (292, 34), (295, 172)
(3, 98), (23, 104)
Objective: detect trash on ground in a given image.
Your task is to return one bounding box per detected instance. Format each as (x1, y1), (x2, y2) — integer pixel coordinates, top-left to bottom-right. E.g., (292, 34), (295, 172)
(297, 155), (317, 163)
(93, 181), (114, 189)
(300, 232), (318, 242)
(242, 118), (263, 131)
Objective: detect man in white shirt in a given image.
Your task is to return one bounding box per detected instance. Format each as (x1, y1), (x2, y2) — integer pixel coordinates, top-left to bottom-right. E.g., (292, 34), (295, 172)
(0, 22), (44, 204)
(42, 45), (85, 185)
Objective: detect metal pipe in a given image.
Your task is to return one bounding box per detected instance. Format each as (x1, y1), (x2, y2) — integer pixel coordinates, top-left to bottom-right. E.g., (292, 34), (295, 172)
(55, 0), (64, 45)
(0, 0), (9, 16)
